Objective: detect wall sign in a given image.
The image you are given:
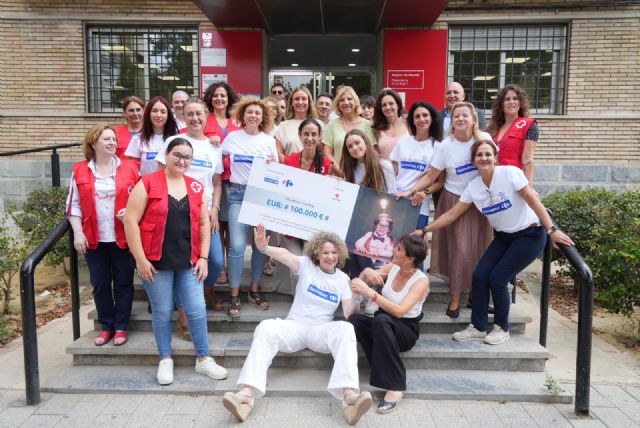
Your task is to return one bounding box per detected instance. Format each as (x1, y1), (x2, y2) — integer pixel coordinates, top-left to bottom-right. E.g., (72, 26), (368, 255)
(387, 70), (424, 90)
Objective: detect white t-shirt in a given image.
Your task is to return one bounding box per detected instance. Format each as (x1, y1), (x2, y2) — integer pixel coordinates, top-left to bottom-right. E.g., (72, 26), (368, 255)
(155, 135), (223, 209)
(124, 133), (165, 176)
(390, 136), (440, 216)
(353, 159), (397, 194)
(287, 256), (352, 325)
(460, 165), (539, 233)
(381, 265), (427, 319)
(221, 129), (279, 185)
(274, 119), (304, 156)
(430, 135), (480, 196)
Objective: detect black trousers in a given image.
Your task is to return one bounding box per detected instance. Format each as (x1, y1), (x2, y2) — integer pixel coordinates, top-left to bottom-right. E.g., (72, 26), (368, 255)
(348, 311), (421, 391)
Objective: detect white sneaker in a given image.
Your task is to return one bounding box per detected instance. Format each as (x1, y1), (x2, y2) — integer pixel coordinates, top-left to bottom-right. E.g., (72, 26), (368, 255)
(363, 300), (379, 315)
(484, 325), (510, 345)
(195, 356), (228, 380)
(157, 358), (174, 385)
(452, 324), (487, 342)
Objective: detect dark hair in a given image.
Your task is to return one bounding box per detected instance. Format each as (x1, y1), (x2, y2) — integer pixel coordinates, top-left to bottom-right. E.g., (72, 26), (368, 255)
(340, 129), (388, 192)
(470, 139), (498, 161)
(271, 82), (285, 91)
(140, 96), (178, 146)
(317, 92), (333, 101)
(407, 101), (443, 142)
(166, 137), (193, 155)
(360, 95), (375, 108)
(298, 118), (326, 174)
(487, 84), (531, 135)
(372, 89), (403, 131)
(202, 81), (240, 118)
(398, 235), (427, 268)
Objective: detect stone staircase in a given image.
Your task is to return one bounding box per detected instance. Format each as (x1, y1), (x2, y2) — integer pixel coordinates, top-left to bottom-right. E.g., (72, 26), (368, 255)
(45, 251), (571, 403)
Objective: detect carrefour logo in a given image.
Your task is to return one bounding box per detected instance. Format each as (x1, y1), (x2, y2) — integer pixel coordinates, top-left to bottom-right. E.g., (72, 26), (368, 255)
(281, 179), (294, 188)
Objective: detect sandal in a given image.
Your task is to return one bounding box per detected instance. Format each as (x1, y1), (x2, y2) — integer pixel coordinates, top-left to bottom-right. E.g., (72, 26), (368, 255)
(343, 391), (372, 425)
(113, 330), (128, 346)
(228, 295), (241, 318)
(263, 262), (273, 276)
(223, 392), (254, 422)
(95, 330), (113, 346)
(248, 291), (269, 310)
(204, 290), (224, 311)
(215, 271), (228, 285)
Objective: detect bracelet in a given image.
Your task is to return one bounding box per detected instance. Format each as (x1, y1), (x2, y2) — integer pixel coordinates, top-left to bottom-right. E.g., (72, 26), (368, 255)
(371, 292), (379, 303)
(259, 244), (269, 254)
(198, 256), (208, 261)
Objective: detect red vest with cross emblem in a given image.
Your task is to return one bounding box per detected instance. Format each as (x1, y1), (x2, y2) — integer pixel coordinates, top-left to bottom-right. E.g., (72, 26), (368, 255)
(493, 117), (536, 169)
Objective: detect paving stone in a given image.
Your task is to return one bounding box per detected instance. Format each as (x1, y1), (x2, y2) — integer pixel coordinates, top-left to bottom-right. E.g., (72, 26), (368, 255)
(165, 395), (206, 415)
(159, 414), (197, 428)
(0, 406), (37, 427)
(432, 416), (472, 427)
(523, 403), (572, 427)
(491, 402), (529, 418)
(99, 394), (144, 414)
(54, 413), (96, 428)
(34, 393), (81, 415)
(364, 410), (401, 427)
(298, 396), (332, 416)
(501, 417), (538, 427)
(554, 403), (581, 420)
(21, 414), (63, 427)
(592, 384), (640, 421)
(590, 407), (639, 428)
(126, 394), (175, 426)
(0, 389), (25, 409)
(623, 385), (640, 402)
(427, 400), (463, 417)
(92, 414), (130, 428)
(395, 399), (434, 426)
(569, 419), (608, 428)
(462, 402), (503, 427)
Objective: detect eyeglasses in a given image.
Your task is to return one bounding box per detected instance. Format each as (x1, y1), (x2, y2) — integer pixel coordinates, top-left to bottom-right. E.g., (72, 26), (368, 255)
(377, 223), (391, 229)
(272, 90), (283, 95)
(171, 153), (192, 163)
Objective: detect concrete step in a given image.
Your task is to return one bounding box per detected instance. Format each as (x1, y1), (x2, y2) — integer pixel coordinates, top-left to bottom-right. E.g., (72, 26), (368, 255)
(67, 330), (548, 371)
(90, 300), (532, 335)
(41, 365), (571, 403)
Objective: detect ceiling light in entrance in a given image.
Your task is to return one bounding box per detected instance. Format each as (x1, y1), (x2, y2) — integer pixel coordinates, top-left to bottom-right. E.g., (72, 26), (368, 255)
(286, 48), (295, 52)
(291, 63), (299, 67)
(352, 49), (360, 52)
(348, 63), (356, 67)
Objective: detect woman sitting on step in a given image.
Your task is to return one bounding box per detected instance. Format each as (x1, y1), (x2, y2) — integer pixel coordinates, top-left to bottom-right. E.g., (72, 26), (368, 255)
(416, 139), (573, 345)
(223, 224), (372, 426)
(348, 234), (430, 414)
(124, 138), (228, 386)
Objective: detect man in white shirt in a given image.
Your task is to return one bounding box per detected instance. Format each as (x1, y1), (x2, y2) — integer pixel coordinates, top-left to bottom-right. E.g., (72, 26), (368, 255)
(172, 90), (189, 131)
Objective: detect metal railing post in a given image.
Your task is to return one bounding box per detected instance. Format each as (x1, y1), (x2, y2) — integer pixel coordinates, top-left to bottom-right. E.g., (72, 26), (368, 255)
(69, 229), (80, 340)
(575, 266), (594, 415)
(20, 259), (40, 405)
(539, 237), (552, 347)
(51, 149), (60, 187)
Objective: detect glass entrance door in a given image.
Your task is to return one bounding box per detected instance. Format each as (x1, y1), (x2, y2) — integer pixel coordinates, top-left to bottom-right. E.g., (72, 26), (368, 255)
(270, 69), (375, 99)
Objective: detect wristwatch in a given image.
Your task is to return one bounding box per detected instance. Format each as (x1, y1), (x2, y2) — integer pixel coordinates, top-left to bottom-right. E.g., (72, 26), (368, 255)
(547, 225), (559, 235)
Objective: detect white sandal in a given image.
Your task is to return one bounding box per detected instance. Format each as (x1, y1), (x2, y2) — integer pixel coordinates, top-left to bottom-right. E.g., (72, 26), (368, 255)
(223, 392), (254, 422)
(343, 391), (372, 425)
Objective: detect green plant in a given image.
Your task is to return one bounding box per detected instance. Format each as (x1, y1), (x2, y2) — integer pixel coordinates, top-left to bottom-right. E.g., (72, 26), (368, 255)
(544, 375), (564, 395)
(11, 186), (68, 274)
(0, 314), (11, 341)
(543, 189), (640, 317)
(0, 215), (28, 314)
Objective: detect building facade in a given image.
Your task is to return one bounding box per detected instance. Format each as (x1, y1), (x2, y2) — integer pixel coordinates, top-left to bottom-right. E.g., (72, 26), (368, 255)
(0, 0), (639, 211)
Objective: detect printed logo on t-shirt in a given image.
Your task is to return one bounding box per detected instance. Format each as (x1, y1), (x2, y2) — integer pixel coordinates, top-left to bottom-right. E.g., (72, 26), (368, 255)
(400, 161), (426, 172)
(481, 191), (512, 215)
(307, 284), (338, 303)
(145, 152), (158, 160)
(454, 160), (477, 175)
(191, 159), (213, 168)
(234, 154), (254, 164)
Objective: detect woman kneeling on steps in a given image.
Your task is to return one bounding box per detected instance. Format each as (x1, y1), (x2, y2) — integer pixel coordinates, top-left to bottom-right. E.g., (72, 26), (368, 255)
(223, 224), (372, 425)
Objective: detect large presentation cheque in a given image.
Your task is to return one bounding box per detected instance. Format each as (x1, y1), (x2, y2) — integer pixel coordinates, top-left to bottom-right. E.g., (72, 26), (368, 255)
(238, 160), (419, 263)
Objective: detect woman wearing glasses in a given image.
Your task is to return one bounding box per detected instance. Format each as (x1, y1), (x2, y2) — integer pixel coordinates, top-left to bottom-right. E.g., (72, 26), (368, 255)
(125, 137), (228, 385)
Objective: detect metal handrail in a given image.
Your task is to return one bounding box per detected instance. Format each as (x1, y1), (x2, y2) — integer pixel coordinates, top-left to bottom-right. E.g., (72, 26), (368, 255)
(538, 209), (593, 416)
(0, 143), (81, 187)
(20, 218), (80, 405)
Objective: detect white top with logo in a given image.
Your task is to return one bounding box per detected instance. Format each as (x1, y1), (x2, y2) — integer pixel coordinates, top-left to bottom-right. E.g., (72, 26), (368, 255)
(221, 129), (279, 185)
(390, 135), (440, 216)
(124, 133), (165, 176)
(155, 135), (223, 209)
(287, 256), (352, 325)
(460, 165), (539, 233)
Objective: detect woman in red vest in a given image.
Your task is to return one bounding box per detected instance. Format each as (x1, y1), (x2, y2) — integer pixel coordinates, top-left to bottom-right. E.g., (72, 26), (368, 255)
(114, 95), (145, 159)
(66, 124), (140, 346)
(124, 138), (228, 386)
(487, 84), (539, 185)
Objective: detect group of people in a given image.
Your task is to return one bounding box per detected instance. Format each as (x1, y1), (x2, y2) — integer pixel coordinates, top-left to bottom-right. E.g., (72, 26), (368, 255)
(65, 79), (574, 424)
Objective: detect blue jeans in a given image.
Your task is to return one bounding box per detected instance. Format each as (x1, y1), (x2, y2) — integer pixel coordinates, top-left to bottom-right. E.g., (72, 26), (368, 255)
(226, 182), (265, 289)
(143, 269), (209, 358)
(204, 231), (224, 287)
(84, 242), (134, 332)
(471, 226), (547, 333)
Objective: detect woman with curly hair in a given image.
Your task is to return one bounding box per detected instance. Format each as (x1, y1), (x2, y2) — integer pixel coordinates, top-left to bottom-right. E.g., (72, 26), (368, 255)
(223, 224), (372, 425)
(487, 84), (539, 185)
(372, 89), (409, 160)
(221, 97), (279, 317)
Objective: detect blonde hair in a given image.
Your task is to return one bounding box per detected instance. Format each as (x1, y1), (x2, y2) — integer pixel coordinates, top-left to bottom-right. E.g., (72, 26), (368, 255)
(83, 124), (116, 160)
(333, 86), (362, 117)
(448, 102), (483, 141)
(285, 86), (318, 120)
(304, 231), (349, 269)
(232, 97), (274, 134)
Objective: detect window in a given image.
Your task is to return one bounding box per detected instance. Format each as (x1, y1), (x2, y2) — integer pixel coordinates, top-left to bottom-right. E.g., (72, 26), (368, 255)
(448, 25), (567, 114)
(86, 26), (199, 113)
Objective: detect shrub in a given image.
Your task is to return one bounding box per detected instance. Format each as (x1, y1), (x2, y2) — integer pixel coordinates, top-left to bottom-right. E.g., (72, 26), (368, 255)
(0, 215), (28, 314)
(12, 186), (68, 272)
(543, 189), (640, 317)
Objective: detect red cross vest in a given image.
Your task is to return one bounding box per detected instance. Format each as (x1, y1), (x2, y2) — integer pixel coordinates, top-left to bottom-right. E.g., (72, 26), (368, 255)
(493, 117), (536, 169)
(71, 159), (140, 250)
(139, 170), (204, 265)
(115, 125), (134, 160)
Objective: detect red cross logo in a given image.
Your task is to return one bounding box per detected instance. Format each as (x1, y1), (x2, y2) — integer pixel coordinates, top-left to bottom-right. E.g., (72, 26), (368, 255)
(515, 119), (527, 129)
(190, 181), (203, 193)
